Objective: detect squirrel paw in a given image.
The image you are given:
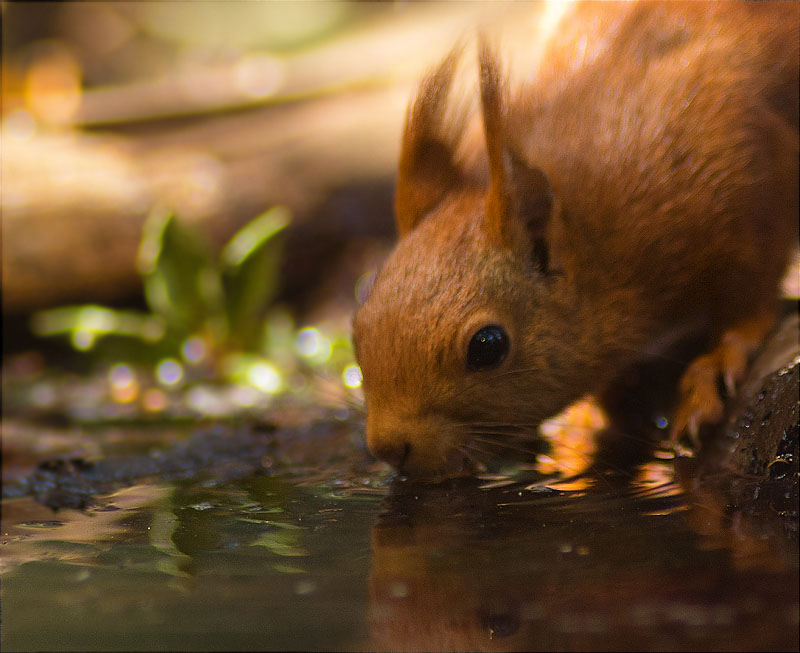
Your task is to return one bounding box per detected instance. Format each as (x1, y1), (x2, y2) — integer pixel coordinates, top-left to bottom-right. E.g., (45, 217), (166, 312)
(670, 351), (728, 446)
(669, 316), (773, 446)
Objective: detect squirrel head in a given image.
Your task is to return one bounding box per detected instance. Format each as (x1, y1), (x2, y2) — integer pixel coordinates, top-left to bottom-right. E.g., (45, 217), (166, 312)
(352, 44), (578, 478)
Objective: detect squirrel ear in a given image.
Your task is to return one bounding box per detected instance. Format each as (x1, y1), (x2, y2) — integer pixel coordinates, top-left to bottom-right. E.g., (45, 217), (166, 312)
(480, 42), (554, 272)
(395, 47), (466, 237)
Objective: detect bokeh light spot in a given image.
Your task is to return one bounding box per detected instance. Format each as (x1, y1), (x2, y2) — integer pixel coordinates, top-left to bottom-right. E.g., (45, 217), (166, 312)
(388, 581), (410, 599)
(156, 358), (184, 386)
(4, 109), (37, 142)
(142, 388), (168, 412)
(229, 384), (261, 407)
(185, 386), (228, 417)
(293, 580), (317, 596)
(24, 42), (82, 125)
(71, 330), (95, 351)
(182, 337), (207, 364)
(248, 362), (281, 394)
(342, 364), (362, 389)
(108, 363), (139, 403)
(296, 327), (332, 362)
(234, 53), (285, 98)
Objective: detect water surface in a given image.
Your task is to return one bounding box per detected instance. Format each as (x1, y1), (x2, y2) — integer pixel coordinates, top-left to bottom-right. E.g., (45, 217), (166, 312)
(2, 424), (797, 652)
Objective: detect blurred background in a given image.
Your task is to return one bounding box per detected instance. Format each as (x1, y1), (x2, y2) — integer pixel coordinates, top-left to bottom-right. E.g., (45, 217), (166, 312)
(2, 1), (546, 426)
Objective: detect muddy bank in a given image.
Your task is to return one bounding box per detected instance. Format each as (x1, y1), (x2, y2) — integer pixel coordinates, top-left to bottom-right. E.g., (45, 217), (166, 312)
(2, 417), (380, 510)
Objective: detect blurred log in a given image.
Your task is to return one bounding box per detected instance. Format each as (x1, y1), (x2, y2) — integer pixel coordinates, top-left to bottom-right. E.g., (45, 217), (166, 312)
(1, 86), (405, 312)
(3, 131), (149, 310)
(73, 2), (512, 126)
(2, 2), (544, 313)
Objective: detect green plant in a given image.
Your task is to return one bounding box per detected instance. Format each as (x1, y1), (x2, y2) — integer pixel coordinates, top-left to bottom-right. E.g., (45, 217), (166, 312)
(139, 205), (290, 355)
(33, 206), (290, 361)
(28, 205), (363, 419)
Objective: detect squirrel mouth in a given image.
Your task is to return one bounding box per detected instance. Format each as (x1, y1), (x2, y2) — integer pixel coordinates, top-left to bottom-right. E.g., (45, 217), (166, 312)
(445, 449), (484, 476)
(392, 447), (481, 481)
(417, 449), (485, 481)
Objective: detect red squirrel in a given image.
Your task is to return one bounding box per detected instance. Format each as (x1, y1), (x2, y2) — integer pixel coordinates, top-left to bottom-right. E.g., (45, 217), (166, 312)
(352, 1), (799, 478)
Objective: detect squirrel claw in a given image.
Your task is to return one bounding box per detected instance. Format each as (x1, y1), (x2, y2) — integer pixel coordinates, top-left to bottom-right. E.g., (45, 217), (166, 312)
(686, 415), (700, 445)
(724, 371), (738, 397)
(670, 356), (724, 447)
(719, 331), (750, 396)
(670, 316), (773, 447)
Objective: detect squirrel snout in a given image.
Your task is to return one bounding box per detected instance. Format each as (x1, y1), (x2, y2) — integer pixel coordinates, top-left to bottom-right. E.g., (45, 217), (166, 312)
(366, 418), (468, 477)
(367, 435), (411, 471)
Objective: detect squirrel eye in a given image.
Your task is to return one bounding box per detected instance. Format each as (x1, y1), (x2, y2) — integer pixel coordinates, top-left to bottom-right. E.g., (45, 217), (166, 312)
(467, 325), (509, 371)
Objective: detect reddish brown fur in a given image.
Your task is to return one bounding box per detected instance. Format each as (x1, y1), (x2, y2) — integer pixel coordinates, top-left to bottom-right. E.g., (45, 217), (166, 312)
(352, 1), (799, 477)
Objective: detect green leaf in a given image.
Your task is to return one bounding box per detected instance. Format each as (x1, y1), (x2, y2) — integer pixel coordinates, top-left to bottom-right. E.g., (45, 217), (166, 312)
(221, 207), (290, 351)
(30, 305), (166, 351)
(138, 207), (227, 342)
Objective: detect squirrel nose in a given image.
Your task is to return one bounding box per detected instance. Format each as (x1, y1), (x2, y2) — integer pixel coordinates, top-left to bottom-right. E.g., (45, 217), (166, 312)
(369, 438), (411, 470)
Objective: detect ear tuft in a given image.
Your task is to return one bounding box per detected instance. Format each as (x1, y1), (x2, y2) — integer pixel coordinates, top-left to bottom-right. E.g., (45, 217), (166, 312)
(479, 40), (555, 272)
(395, 47), (468, 237)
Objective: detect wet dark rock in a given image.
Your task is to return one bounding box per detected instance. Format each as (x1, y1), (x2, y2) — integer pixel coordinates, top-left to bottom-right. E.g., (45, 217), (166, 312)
(695, 310), (799, 546)
(726, 363), (798, 481)
(3, 427), (275, 510)
(3, 418), (369, 510)
(705, 310), (799, 480)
